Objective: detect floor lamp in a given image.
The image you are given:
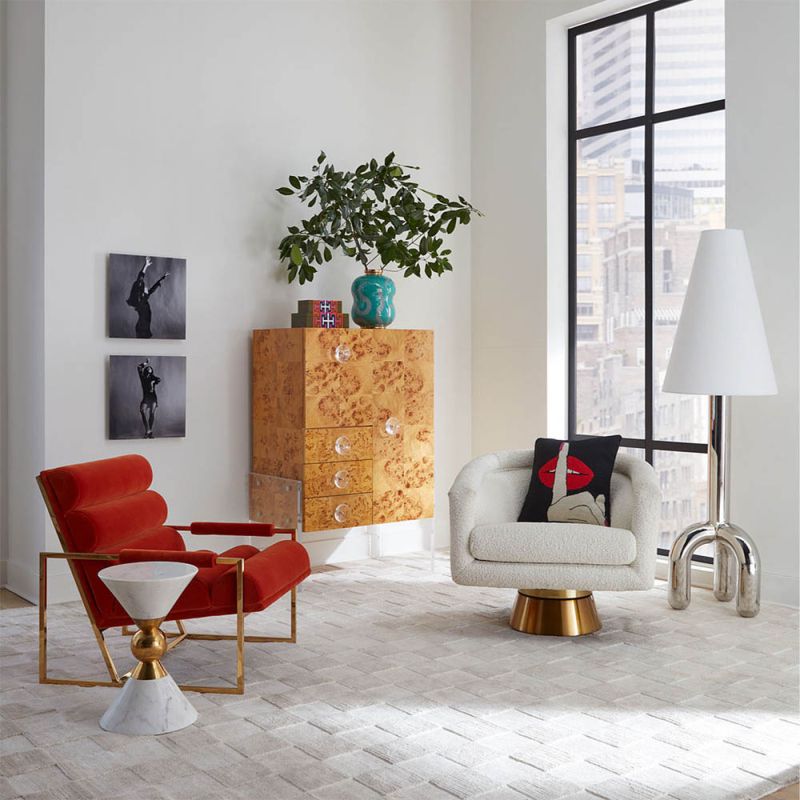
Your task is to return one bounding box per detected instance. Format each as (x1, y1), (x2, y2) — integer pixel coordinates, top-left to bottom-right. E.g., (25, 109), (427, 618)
(663, 229), (776, 618)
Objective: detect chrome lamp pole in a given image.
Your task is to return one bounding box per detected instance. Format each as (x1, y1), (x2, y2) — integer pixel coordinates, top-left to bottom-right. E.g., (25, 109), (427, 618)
(662, 230), (776, 619)
(667, 395), (760, 616)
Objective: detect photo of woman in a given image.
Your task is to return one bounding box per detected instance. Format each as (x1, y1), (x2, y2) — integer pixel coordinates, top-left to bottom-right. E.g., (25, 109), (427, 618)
(126, 258), (170, 338)
(137, 358), (161, 438)
(108, 253), (186, 339)
(108, 355), (186, 440)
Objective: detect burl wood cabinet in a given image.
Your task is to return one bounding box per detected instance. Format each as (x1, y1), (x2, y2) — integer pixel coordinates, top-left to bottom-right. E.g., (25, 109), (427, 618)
(252, 328), (434, 533)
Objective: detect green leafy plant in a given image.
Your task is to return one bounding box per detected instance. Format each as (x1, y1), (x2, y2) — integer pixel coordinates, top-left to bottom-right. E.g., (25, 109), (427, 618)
(277, 151), (481, 284)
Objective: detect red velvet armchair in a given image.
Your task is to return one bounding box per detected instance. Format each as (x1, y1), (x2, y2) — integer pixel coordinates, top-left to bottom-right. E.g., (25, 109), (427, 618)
(37, 454), (310, 694)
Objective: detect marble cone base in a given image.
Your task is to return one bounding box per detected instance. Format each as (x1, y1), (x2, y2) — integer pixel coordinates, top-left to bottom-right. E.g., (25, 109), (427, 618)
(100, 675), (197, 735)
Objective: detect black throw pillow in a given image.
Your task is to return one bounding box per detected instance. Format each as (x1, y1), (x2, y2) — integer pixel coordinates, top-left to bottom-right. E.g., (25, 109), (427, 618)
(518, 435), (621, 527)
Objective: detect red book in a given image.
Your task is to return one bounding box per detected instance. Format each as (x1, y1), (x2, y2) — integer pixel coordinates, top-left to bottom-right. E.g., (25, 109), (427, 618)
(296, 300), (343, 315)
(291, 311), (349, 329)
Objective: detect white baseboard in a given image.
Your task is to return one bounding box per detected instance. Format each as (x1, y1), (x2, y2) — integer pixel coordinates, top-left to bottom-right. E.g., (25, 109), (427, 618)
(302, 528), (373, 566)
(759, 570), (800, 608)
(302, 519), (434, 566)
(5, 558), (80, 605)
(370, 519), (435, 558)
(4, 559), (39, 604)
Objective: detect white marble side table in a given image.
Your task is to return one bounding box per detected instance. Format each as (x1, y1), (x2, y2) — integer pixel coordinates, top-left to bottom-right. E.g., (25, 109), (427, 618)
(97, 561), (198, 735)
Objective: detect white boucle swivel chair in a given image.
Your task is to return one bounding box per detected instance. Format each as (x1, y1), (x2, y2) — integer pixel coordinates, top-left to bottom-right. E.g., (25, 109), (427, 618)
(449, 450), (661, 636)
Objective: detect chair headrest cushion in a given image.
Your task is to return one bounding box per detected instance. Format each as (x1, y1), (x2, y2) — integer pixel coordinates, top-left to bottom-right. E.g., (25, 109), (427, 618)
(41, 454), (153, 513)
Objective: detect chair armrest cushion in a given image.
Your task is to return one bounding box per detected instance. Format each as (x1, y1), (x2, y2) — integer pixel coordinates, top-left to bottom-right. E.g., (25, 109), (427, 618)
(119, 548), (217, 567)
(449, 452), (519, 581)
(189, 522), (275, 537)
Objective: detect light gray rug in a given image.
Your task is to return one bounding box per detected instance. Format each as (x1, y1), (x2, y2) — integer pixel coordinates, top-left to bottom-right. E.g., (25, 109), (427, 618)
(1, 552), (798, 800)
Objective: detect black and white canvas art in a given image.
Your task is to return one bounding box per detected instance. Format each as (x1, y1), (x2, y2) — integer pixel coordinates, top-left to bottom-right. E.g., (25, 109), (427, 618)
(108, 355), (186, 440)
(108, 253), (186, 339)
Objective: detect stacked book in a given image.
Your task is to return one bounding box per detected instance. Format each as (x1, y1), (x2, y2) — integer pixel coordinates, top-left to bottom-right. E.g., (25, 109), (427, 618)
(291, 300), (349, 329)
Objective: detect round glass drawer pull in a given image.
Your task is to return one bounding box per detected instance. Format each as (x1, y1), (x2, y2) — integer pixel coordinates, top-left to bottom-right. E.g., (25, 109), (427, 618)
(333, 470), (350, 489)
(385, 416), (401, 436)
(335, 436), (351, 455)
(334, 504), (349, 523)
(334, 344), (351, 363)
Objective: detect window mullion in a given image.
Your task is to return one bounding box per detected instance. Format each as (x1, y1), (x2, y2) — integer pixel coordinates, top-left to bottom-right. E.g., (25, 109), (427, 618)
(567, 31), (577, 438)
(644, 11), (655, 464)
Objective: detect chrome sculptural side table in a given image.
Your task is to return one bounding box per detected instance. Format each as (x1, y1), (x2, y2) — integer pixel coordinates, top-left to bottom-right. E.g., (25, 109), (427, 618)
(668, 396), (760, 617)
(97, 561), (199, 734)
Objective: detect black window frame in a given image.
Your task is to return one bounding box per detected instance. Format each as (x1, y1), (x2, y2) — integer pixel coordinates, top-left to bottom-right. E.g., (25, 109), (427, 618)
(567, 0), (725, 561)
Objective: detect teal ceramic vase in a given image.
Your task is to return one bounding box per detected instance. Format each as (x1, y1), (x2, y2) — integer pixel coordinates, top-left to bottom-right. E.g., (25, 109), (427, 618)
(351, 271), (396, 328)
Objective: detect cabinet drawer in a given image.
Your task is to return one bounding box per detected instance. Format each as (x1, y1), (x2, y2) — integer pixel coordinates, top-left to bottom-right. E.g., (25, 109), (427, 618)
(303, 493), (372, 532)
(304, 427), (372, 464)
(304, 329), (373, 365)
(303, 460), (372, 498)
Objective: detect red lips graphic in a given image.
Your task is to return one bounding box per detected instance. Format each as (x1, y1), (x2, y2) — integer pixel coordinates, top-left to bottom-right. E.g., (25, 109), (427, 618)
(538, 454), (594, 491)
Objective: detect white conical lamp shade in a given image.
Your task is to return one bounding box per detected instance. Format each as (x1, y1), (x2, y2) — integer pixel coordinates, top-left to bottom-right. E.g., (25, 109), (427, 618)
(663, 229), (776, 396)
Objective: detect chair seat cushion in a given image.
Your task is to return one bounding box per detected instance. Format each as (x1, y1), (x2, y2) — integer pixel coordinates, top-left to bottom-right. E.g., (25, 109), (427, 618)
(92, 540), (310, 627)
(166, 540), (311, 620)
(469, 523), (636, 566)
(207, 540), (309, 615)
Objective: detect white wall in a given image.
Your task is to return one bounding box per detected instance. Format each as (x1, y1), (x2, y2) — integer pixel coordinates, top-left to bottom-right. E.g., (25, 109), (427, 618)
(471, 0), (587, 456)
(726, 0), (799, 607)
(0, 0), (6, 587)
(4, 0), (472, 601)
(3, 0), (47, 601)
(472, 0), (799, 607)
(5, 0), (798, 607)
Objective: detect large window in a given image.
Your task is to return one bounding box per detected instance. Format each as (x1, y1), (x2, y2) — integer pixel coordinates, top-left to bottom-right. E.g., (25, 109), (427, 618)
(568, 0), (724, 558)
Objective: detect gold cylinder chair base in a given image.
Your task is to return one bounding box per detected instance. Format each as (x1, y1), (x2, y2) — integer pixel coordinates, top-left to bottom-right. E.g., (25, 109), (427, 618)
(510, 589), (602, 636)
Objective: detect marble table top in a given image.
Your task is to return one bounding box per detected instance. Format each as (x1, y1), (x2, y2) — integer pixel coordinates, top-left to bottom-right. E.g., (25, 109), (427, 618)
(98, 561), (198, 583)
(99, 561), (198, 620)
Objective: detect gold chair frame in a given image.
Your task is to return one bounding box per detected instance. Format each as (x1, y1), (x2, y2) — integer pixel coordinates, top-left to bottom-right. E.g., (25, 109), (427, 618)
(37, 477), (297, 695)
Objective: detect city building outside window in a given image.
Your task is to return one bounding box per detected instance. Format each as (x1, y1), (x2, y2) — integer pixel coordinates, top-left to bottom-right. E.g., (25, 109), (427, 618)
(568, 0), (724, 560)
(597, 202), (616, 221)
(576, 324), (599, 341)
(597, 175), (616, 195)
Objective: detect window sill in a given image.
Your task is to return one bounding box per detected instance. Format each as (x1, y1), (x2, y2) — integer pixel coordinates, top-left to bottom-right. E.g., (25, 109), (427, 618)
(654, 553), (714, 589)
